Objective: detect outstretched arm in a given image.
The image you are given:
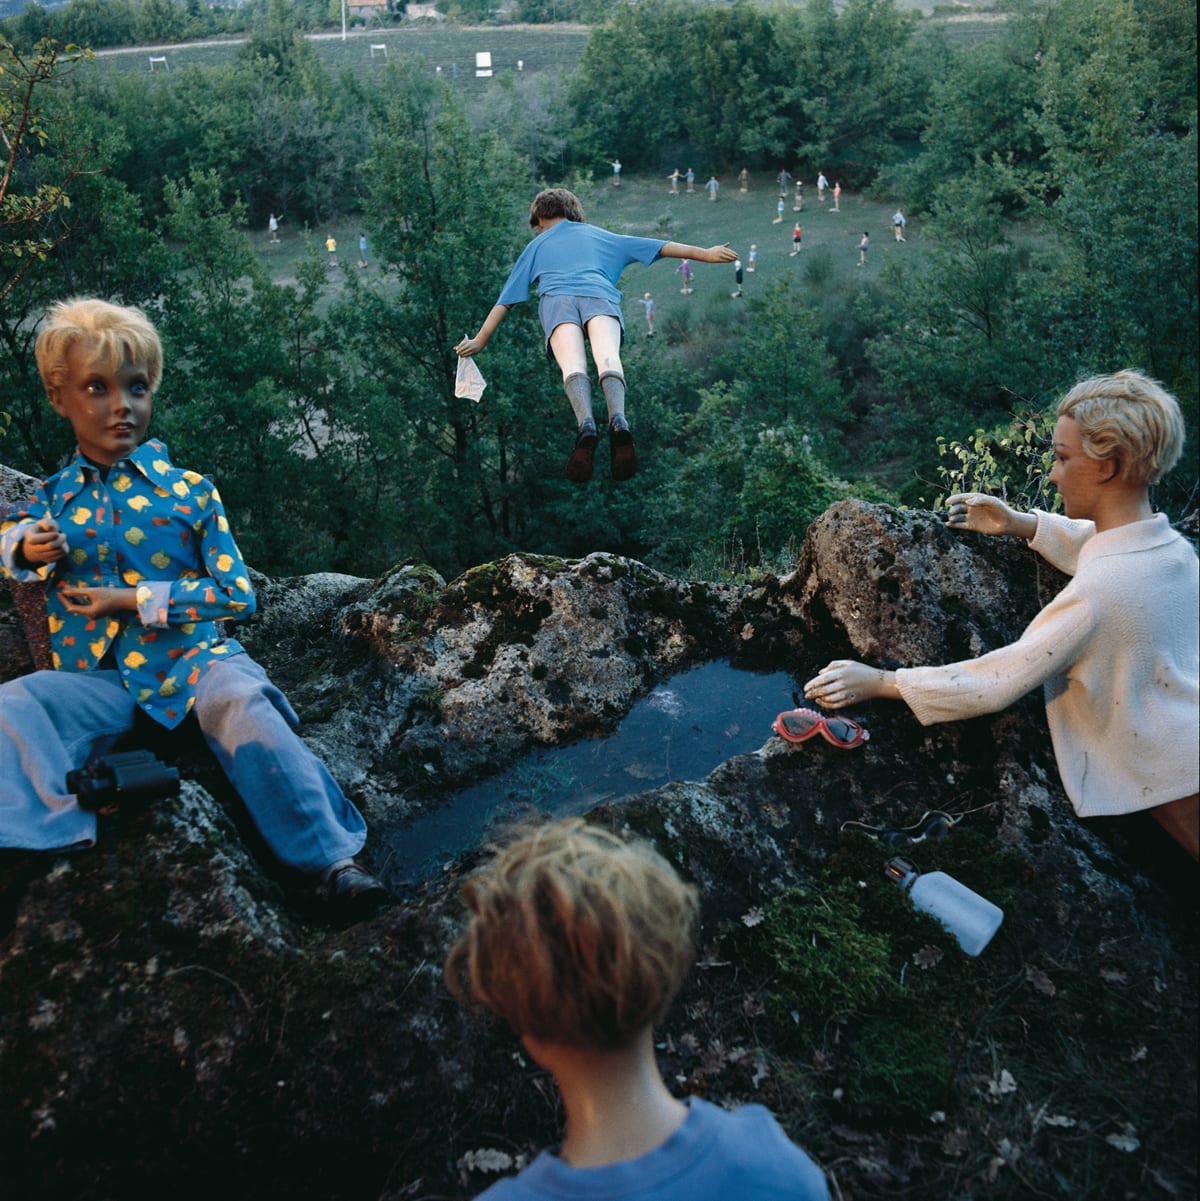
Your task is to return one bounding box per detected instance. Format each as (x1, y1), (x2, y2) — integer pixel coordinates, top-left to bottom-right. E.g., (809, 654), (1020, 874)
(455, 304), (511, 357)
(660, 241), (738, 264)
(945, 492), (1037, 541)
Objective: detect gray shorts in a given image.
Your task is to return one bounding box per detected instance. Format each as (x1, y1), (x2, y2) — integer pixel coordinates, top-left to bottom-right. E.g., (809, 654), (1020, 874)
(538, 294), (624, 365)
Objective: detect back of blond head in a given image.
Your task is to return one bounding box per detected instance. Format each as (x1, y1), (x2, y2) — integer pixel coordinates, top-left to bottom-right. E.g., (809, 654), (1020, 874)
(1057, 370), (1185, 486)
(36, 298), (163, 396)
(445, 819), (699, 1049)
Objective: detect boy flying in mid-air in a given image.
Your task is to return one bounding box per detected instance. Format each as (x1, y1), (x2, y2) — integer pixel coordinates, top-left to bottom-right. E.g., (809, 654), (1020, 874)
(0, 298), (386, 917)
(455, 188), (736, 483)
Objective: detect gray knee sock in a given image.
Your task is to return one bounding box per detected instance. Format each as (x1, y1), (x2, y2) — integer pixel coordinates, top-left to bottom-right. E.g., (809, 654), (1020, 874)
(564, 373), (594, 426)
(599, 372), (626, 423)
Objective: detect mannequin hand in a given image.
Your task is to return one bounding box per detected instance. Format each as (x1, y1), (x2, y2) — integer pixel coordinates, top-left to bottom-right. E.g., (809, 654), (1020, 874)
(944, 492), (1020, 537)
(803, 660), (894, 709)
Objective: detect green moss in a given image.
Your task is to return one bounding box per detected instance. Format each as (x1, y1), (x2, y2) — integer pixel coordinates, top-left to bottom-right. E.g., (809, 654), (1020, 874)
(759, 882), (895, 1038)
(448, 555), (570, 608)
(579, 554), (630, 581)
(451, 560), (509, 607)
(844, 1005), (953, 1119)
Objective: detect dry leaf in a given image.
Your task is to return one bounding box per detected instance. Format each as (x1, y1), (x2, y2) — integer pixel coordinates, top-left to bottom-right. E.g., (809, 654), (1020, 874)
(913, 944), (944, 970)
(1024, 964), (1056, 996)
(741, 907), (764, 928)
(941, 1129), (970, 1157)
(985, 1069), (1018, 1102)
(1042, 1113), (1076, 1128)
(458, 1148), (513, 1174)
(1105, 1124), (1140, 1153)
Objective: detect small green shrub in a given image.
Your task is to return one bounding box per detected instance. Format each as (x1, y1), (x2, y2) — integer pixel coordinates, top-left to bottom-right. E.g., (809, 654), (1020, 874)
(802, 248), (834, 288)
(934, 409), (1060, 512)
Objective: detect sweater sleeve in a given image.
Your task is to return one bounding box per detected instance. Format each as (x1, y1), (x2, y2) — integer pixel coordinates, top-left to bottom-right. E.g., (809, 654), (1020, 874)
(896, 588), (1096, 725)
(1030, 511), (1096, 577)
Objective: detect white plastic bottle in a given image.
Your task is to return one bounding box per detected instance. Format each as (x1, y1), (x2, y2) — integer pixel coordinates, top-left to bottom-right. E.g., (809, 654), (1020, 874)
(884, 856), (1003, 956)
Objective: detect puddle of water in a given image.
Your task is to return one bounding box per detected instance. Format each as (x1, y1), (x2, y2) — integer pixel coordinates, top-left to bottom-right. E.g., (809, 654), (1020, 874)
(381, 659), (799, 884)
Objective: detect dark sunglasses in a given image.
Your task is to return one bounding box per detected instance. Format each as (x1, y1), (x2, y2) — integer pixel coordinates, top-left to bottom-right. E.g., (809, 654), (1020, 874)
(772, 707), (870, 749)
(841, 809), (962, 845)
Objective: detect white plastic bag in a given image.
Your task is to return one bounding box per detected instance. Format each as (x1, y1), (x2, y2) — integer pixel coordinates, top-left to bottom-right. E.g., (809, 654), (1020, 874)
(455, 356), (486, 402)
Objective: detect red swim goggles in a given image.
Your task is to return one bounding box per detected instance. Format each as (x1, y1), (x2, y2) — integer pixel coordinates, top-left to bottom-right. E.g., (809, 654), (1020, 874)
(772, 706), (869, 749)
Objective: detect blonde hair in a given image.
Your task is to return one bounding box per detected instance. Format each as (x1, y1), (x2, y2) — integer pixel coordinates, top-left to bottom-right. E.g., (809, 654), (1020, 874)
(35, 298), (163, 396)
(445, 819), (699, 1049)
(1056, 370), (1185, 485)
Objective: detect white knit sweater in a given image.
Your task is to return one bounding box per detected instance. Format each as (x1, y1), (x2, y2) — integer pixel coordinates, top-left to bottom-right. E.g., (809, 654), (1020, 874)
(896, 512), (1199, 817)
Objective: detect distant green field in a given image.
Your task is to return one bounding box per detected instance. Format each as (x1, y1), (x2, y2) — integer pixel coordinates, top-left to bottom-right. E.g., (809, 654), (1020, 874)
(87, 10), (1002, 82)
(90, 23), (592, 84)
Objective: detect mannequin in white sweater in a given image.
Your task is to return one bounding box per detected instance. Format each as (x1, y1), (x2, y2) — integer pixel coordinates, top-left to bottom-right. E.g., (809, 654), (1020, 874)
(804, 370), (1198, 860)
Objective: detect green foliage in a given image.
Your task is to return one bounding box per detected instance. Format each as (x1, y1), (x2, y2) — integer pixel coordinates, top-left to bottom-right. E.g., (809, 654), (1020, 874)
(778, 0), (927, 179)
(568, 0), (927, 176)
(1, 37), (93, 305)
(1, 36), (102, 447)
(650, 364), (871, 576)
(2, 0), (1196, 581)
(933, 411), (1061, 513)
(893, 22), (1044, 211)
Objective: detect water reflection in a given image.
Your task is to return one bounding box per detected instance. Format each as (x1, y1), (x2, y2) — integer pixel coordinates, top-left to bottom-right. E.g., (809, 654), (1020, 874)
(382, 659), (798, 884)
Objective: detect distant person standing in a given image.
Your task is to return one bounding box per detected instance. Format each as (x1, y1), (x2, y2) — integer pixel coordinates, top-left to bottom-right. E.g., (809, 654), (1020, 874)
(738, 167), (750, 191)
(268, 213), (280, 243)
(774, 196), (785, 224)
(793, 179), (804, 211)
(776, 168), (792, 195)
(732, 257), (744, 298)
(791, 223), (803, 256)
(832, 181), (842, 212)
(358, 232), (368, 268)
(608, 158), (622, 187)
(639, 291), (655, 336)
(677, 259), (693, 294)
(325, 234), (338, 268)
(892, 209), (907, 242)
(747, 243), (758, 272)
(686, 167), (695, 194)
(817, 171), (829, 204)
(858, 231), (869, 266)
(668, 169), (681, 195)
(706, 175), (719, 202)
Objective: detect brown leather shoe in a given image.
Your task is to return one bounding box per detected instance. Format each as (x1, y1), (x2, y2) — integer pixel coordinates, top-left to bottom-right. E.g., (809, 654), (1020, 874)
(566, 417), (599, 483)
(609, 415), (638, 481)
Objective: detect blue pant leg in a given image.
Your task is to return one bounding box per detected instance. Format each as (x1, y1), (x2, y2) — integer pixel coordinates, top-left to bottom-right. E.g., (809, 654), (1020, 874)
(0, 669), (136, 850)
(193, 654), (367, 874)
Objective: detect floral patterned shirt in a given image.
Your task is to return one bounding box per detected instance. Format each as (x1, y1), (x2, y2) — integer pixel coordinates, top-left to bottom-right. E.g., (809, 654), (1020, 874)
(0, 439), (255, 728)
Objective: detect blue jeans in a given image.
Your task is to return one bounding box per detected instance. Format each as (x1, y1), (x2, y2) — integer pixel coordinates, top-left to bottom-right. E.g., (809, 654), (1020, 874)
(0, 655), (366, 873)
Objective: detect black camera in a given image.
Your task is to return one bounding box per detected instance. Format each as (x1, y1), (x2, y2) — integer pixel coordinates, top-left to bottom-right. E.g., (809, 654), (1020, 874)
(66, 751), (180, 814)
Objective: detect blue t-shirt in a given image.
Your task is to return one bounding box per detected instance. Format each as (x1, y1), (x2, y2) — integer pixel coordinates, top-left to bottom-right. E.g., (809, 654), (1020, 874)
(474, 1097), (828, 1200)
(496, 221), (667, 308)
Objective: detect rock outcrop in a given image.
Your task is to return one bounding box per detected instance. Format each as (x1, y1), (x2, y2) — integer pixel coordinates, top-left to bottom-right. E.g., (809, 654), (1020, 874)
(2, 481), (1195, 1201)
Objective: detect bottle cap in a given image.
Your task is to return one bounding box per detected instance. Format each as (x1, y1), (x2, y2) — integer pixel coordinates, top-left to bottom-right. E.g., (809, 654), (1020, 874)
(884, 856), (917, 887)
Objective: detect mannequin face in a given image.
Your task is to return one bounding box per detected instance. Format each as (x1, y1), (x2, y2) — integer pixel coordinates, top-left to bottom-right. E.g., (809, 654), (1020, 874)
(1048, 415), (1114, 520)
(48, 341), (153, 467)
